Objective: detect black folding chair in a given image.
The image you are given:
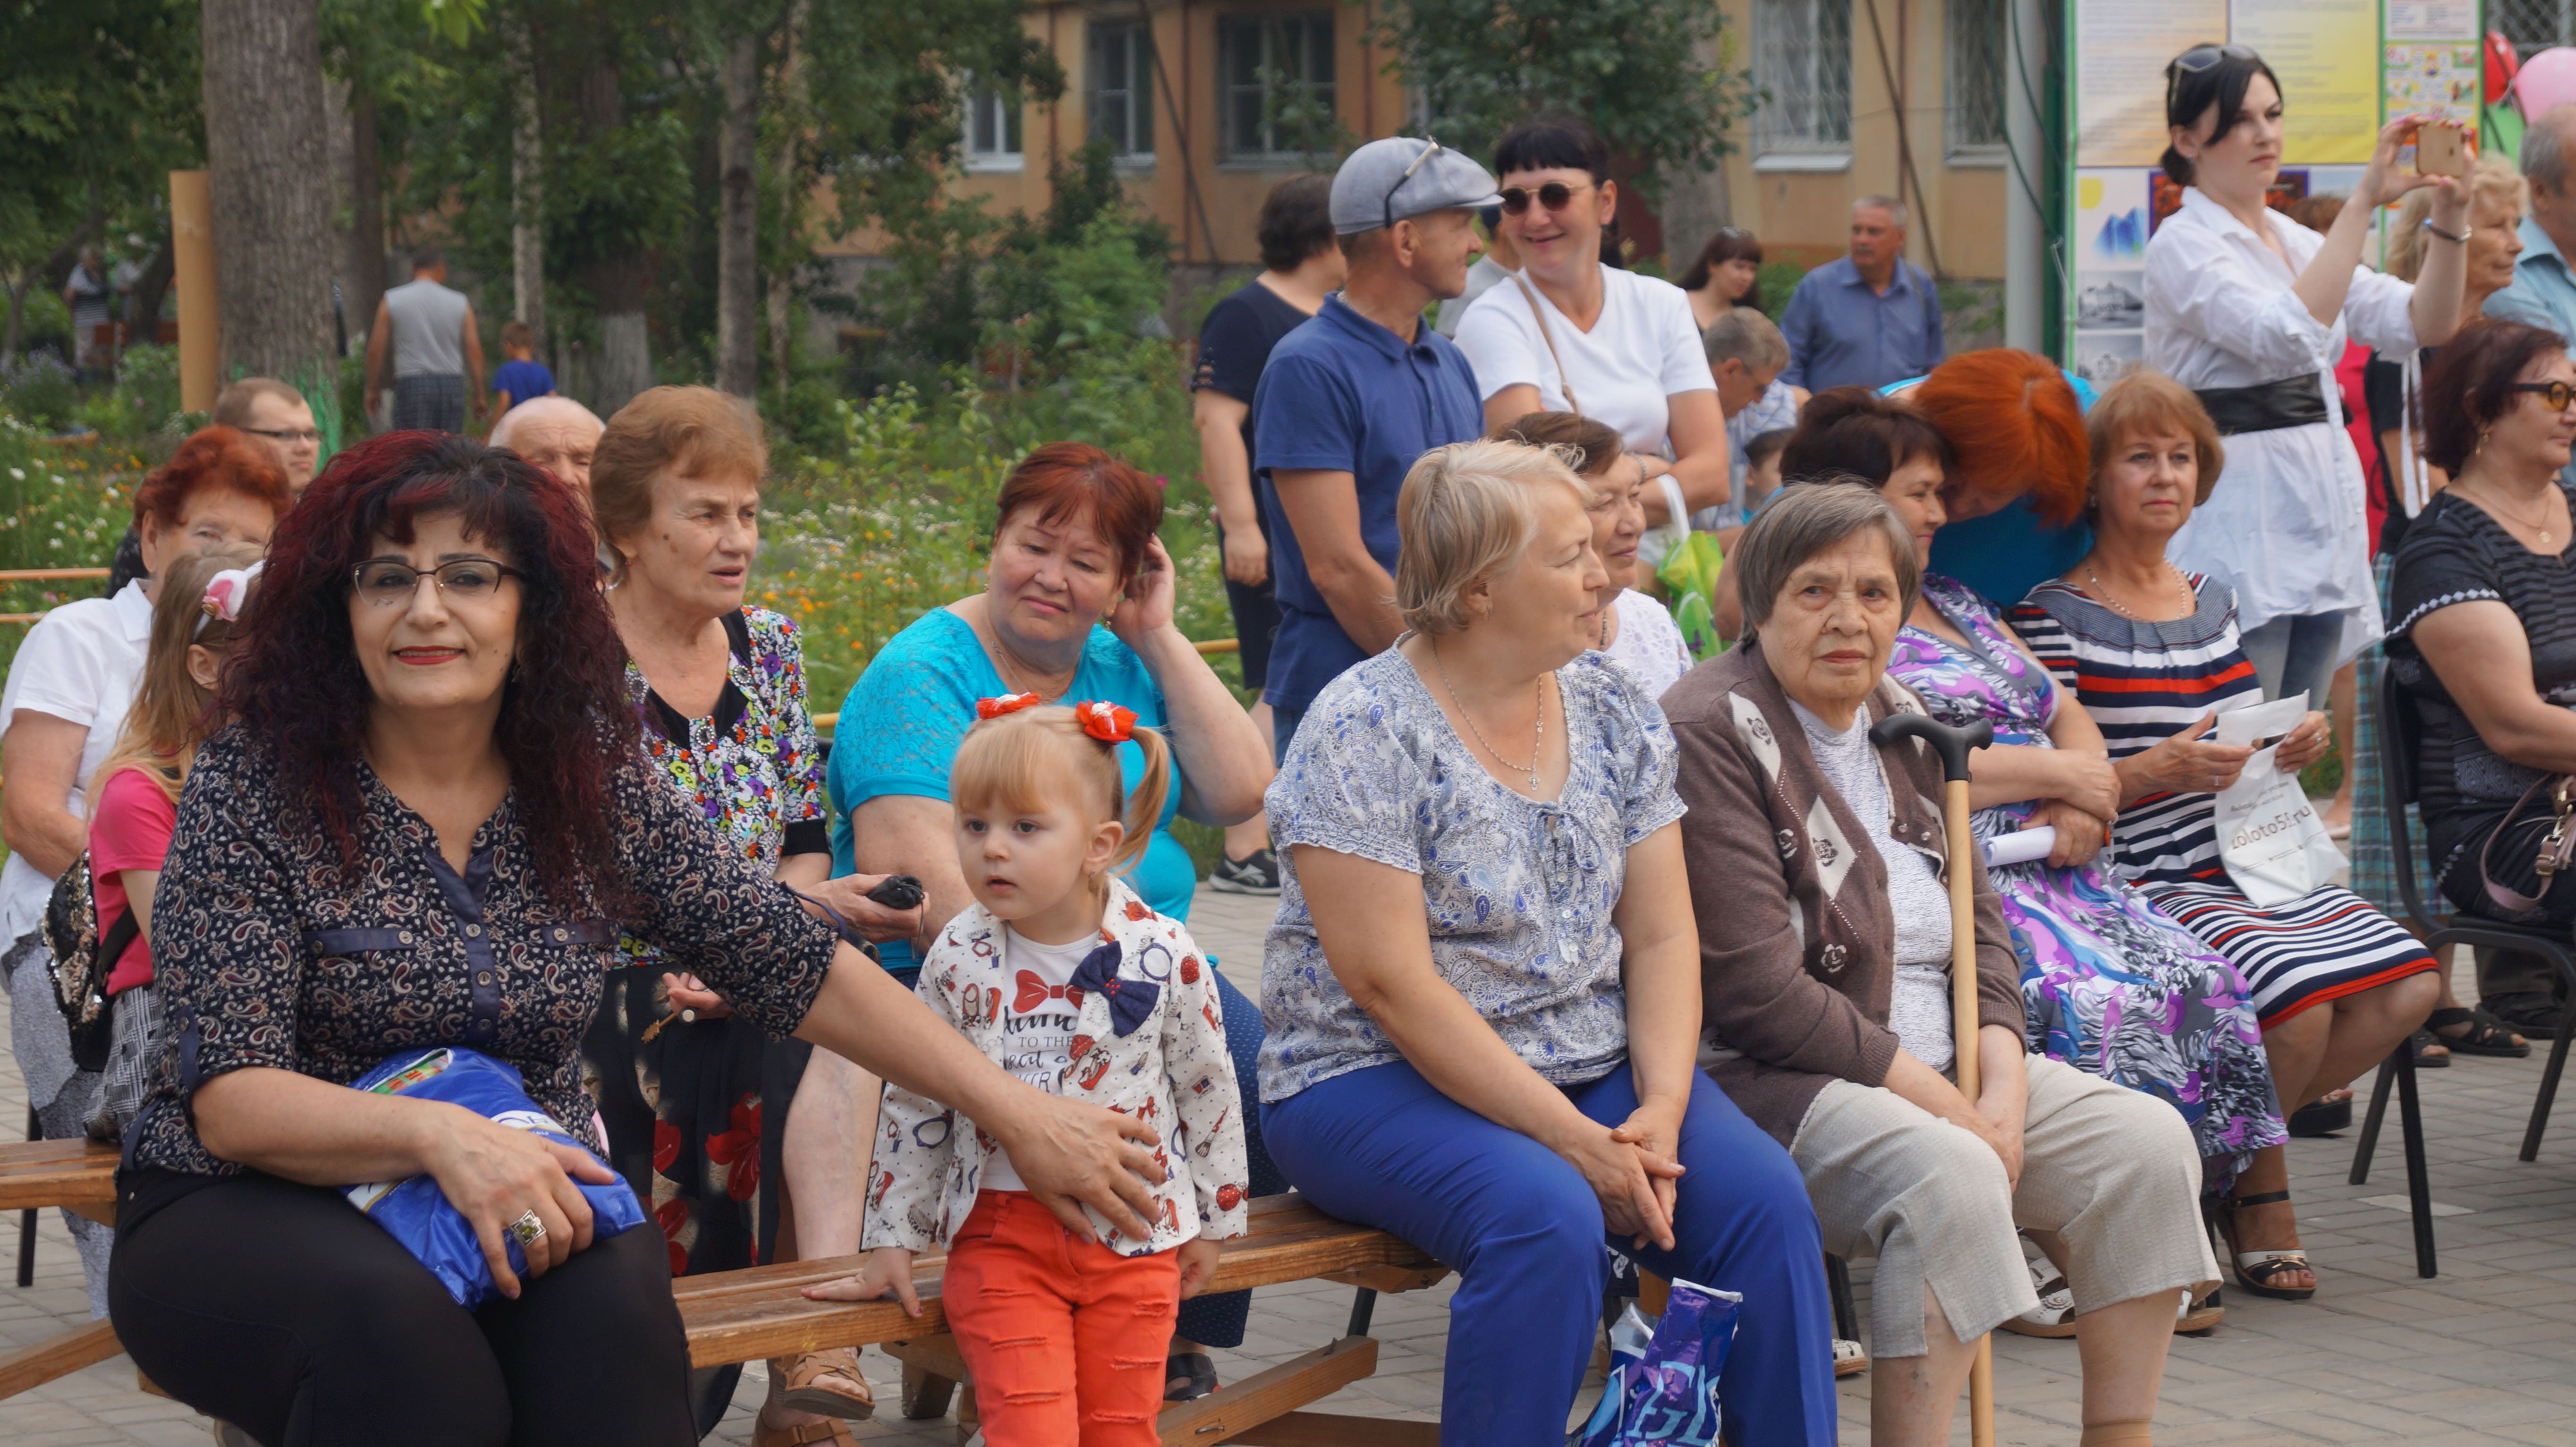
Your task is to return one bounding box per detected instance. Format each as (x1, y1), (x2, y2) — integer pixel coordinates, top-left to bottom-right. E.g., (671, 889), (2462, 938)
(2353, 669), (2576, 1276)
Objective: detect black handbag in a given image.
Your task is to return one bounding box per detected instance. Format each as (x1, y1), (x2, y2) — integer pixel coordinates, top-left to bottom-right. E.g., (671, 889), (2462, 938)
(39, 851), (142, 1074)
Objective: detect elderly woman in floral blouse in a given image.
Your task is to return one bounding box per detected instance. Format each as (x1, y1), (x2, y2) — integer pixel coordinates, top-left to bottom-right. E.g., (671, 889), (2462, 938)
(581, 386), (922, 1436)
(1258, 437), (1837, 1447)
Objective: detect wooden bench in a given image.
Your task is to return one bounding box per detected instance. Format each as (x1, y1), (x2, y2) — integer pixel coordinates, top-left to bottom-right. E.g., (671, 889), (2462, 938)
(7, 1164), (1447, 1444)
(1, 1137), (123, 1399)
(677, 1192), (1449, 1446)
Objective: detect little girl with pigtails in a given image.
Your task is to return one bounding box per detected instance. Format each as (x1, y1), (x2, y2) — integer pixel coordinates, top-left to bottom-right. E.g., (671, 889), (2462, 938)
(804, 694), (1249, 1446)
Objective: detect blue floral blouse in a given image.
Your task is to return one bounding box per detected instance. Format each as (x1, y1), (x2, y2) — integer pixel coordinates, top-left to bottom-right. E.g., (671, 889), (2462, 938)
(1255, 646), (1686, 1103)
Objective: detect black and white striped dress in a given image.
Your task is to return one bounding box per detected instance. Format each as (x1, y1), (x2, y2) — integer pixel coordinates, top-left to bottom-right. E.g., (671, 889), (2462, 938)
(2011, 574), (2434, 1027)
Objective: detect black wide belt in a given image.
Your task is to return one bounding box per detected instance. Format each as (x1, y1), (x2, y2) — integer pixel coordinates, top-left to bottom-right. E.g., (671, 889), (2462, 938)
(2192, 373), (2329, 437)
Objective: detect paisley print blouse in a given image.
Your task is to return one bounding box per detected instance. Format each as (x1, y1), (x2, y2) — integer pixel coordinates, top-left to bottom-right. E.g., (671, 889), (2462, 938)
(1256, 646), (1685, 1103)
(125, 724), (842, 1184)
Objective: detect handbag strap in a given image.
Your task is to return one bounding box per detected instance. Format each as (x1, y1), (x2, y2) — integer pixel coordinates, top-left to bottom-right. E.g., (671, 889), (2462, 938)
(1508, 273), (1581, 416)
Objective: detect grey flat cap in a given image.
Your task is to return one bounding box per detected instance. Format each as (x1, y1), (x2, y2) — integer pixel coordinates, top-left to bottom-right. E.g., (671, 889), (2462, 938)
(1329, 137), (1502, 235)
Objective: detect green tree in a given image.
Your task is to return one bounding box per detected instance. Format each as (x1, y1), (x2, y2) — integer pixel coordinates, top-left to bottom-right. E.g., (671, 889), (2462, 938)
(0, 0), (202, 359)
(1370, 0), (1752, 196)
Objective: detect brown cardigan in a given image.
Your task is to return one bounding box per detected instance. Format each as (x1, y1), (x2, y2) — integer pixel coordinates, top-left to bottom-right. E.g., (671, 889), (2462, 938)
(1664, 644), (2025, 1147)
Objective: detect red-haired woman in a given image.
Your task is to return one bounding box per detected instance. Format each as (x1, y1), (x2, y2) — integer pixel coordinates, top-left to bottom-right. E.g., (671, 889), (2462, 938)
(1800, 366), (2291, 1328)
(0, 425), (285, 1316)
(106, 433), (1169, 1446)
(825, 442), (1278, 1401)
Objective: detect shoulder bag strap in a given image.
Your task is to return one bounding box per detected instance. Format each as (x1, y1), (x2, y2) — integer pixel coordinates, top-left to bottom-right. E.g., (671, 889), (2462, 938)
(1508, 273), (1580, 416)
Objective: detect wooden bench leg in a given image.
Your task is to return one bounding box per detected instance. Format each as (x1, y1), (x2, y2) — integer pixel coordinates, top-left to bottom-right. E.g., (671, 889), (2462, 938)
(1156, 1336), (1382, 1447)
(898, 1360), (956, 1421)
(0, 1317), (121, 1400)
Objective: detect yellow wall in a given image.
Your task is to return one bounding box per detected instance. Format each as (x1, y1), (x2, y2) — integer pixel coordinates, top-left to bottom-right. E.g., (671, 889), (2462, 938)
(820, 0), (1411, 267)
(823, 0), (2004, 282)
(1716, 0), (2005, 280)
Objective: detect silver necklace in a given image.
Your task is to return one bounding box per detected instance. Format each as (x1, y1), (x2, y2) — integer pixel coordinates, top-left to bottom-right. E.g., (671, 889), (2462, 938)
(1432, 641), (1546, 794)
(2086, 560), (2192, 621)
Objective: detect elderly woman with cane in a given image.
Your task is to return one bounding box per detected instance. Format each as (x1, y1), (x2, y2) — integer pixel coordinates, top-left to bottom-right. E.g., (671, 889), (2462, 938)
(1666, 481), (2215, 1447)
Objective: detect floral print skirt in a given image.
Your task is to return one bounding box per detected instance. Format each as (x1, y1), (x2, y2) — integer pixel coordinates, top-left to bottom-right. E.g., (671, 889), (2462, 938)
(1995, 851), (2288, 1193)
(583, 965), (809, 1277)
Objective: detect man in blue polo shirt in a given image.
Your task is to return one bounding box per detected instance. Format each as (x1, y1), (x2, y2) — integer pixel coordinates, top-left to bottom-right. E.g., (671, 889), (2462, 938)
(1253, 136), (1499, 761)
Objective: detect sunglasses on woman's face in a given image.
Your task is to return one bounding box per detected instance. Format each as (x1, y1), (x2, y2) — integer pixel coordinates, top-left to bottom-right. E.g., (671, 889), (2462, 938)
(2511, 380), (2576, 412)
(1499, 181), (1595, 216)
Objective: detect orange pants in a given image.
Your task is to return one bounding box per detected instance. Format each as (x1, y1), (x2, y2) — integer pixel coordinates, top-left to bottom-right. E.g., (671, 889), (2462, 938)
(944, 1191), (1180, 1447)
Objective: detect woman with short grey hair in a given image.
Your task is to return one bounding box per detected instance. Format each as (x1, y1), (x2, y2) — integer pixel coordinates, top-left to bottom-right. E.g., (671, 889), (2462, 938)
(1257, 438), (1838, 1445)
(1666, 481), (2216, 1447)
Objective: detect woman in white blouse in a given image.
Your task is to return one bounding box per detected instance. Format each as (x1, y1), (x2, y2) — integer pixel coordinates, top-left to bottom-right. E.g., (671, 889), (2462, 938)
(2144, 45), (2467, 710)
(1454, 115), (1730, 539)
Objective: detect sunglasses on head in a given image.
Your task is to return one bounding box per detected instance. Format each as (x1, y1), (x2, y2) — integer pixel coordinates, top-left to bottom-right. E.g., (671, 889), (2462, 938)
(1381, 139), (1443, 231)
(2165, 43), (2261, 112)
(1499, 181), (1596, 216)
(2512, 381), (2576, 411)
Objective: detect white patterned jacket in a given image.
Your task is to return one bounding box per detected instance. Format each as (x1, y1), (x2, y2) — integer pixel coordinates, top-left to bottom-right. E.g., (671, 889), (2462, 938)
(861, 877), (1250, 1257)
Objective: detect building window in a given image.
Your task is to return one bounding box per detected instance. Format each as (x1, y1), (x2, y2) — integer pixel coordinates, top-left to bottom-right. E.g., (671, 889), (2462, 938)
(1947, 0), (2008, 158)
(966, 83), (1022, 172)
(1753, 0), (1852, 160)
(1089, 22), (1155, 161)
(1219, 12), (1338, 163)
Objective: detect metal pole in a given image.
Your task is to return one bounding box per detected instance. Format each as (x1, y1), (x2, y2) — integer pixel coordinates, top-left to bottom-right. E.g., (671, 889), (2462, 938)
(2003, 0), (2047, 352)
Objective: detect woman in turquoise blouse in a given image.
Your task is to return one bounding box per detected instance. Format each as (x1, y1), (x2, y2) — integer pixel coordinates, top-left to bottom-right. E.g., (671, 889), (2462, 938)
(826, 442), (1278, 1399)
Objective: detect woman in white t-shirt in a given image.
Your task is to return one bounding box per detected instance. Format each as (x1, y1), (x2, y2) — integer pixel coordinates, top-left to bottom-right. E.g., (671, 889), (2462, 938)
(1491, 411), (1694, 699)
(1454, 115), (1729, 538)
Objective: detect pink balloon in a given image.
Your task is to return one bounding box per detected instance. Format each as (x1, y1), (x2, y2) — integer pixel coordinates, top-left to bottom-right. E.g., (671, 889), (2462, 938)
(2516, 47), (2576, 121)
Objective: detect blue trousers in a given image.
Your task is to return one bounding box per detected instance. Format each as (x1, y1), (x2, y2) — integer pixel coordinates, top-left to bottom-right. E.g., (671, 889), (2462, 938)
(1263, 1061), (1837, 1447)
(1172, 968), (1285, 1350)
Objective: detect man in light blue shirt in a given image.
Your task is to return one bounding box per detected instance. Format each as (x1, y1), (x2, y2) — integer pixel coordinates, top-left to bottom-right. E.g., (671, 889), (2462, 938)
(1778, 196), (1945, 393)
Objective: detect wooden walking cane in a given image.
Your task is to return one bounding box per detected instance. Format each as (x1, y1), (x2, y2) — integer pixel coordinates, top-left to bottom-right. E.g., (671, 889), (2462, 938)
(1871, 711), (1997, 1447)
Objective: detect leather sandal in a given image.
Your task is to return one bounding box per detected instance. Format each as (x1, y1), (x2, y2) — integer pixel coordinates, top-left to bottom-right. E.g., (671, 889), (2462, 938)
(770, 1347), (876, 1420)
(751, 1418), (857, 1447)
(2213, 1190), (2316, 1300)
(1998, 1255), (2078, 1339)
(1164, 1352), (1220, 1402)
(2428, 1005), (2531, 1057)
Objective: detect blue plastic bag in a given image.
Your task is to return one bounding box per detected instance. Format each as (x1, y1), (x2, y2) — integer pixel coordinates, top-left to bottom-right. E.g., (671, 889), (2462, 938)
(1576, 1278), (1744, 1447)
(343, 1047), (646, 1309)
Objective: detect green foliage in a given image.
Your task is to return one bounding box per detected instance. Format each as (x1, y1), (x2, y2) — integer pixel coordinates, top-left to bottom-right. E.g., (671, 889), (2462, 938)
(857, 142), (1176, 397)
(0, 354), (77, 431)
(1371, 0), (1753, 196)
(0, 0), (202, 286)
(0, 417), (138, 671)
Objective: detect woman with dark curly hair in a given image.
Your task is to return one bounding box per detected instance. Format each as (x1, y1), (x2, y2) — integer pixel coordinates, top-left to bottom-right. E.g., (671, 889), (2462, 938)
(104, 432), (1172, 1447)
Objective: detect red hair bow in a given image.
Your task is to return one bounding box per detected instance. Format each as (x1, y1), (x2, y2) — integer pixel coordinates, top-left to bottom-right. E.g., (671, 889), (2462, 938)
(976, 692), (1042, 720)
(1074, 700), (1136, 743)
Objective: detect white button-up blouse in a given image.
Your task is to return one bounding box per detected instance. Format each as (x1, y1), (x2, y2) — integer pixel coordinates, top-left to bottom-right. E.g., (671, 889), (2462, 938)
(2144, 187), (2418, 664)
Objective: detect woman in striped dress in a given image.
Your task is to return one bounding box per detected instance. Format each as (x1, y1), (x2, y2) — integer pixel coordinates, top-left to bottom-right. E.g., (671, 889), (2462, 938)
(2011, 372), (2440, 1302)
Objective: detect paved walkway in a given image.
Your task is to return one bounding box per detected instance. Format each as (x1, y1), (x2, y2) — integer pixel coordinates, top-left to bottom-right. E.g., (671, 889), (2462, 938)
(7, 889), (2574, 1445)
